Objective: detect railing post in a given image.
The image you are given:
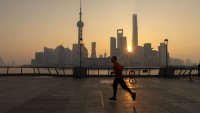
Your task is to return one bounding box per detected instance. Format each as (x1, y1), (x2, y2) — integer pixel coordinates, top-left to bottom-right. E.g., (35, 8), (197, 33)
(148, 69), (151, 76)
(108, 69), (109, 76)
(98, 68), (99, 76)
(33, 68), (36, 75)
(21, 67), (23, 75)
(37, 68), (40, 75)
(138, 69), (141, 75)
(183, 69), (187, 76)
(179, 69), (182, 76)
(189, 69), (192, 76)
(63, 68), (65, 76)
(87, 68), (89, 76)
(7, 67), (9, 75)
(48, 68), (51, 75)
(55, 68), (59, 75)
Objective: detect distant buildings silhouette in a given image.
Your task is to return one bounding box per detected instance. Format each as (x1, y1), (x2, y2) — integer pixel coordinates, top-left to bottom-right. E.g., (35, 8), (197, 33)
(29, 2), (197, 67)
(32, 46), (71, 66)
(31, 0), (109, 67)
(31, 12), (192, 67)
(170, 58), (185, 66)
(108, 14), (171, 66)
(0, 57), (5, 66)
(91, 42), (97, 58)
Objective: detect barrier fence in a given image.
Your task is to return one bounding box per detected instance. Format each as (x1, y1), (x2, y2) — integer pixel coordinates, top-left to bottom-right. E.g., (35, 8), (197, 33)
(0, 66), (199, 78)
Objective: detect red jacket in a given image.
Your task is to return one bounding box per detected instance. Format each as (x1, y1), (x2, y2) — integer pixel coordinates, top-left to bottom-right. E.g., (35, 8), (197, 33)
(113, 62), (124, 78)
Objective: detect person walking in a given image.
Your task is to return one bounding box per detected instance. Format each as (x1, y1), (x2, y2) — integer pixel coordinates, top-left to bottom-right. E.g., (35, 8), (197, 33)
(109, 56), (136, 101)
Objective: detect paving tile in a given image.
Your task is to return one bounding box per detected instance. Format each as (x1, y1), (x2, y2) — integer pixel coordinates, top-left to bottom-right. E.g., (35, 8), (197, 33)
(0, 77), (200, 113)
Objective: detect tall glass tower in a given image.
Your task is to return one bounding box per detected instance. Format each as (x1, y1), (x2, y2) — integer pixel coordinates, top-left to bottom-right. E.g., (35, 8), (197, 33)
(132, 14), (138, 52)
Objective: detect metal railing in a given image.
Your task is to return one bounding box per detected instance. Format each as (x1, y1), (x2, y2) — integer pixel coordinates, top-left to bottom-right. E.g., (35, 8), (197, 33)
(0, 66), (199, 77)
(0, 66), (73, 76)
(87, 67), (161, 77)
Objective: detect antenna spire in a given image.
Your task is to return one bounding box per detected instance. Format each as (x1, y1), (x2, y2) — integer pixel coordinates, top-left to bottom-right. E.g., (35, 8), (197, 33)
(79, 0), (82, 21)
(80, 0), (82, 9)
(77, 0), (84, 44)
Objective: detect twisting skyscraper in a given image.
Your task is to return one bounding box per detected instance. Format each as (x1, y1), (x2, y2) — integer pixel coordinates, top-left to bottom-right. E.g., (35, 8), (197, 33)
(132, 14), (138, 52)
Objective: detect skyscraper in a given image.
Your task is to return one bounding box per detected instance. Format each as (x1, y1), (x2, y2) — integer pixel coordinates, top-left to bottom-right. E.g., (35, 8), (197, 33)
(110, 37), (116, 57)
(91, 42), (97, 58)
(117, 29), (127, 54)
(117, 29), (123, 49)
(144, 43), (152, 58)
(144, 43), (153, 64)
(132, 14), (138, 52)
(43, 47), (54, 65)
(158, 43), (170, 66)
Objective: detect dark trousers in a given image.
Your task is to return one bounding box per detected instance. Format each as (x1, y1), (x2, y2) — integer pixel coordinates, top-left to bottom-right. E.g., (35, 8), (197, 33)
(112, 78), (134, 97)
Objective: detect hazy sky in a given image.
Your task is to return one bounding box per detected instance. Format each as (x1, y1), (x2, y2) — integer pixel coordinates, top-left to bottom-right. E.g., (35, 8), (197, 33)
(0, 0), (200, 65)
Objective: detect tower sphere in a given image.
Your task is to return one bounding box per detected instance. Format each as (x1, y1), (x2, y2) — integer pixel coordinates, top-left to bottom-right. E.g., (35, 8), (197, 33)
(77, 21), (84, 28)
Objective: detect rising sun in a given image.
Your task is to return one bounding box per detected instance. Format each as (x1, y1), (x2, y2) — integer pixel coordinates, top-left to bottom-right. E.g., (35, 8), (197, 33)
(127, 45), (132, 52)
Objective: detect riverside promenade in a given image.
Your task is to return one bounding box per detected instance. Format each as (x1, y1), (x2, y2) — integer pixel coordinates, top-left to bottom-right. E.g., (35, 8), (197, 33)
(0, 76), (200, 113)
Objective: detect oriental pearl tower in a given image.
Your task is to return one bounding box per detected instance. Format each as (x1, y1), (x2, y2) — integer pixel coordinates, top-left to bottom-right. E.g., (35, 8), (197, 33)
(77, 0), (84, 67)
(77, 0), (84, 45)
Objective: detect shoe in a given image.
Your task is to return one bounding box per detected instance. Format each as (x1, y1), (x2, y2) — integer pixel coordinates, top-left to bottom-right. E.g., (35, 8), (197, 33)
(109, 97), (117, 101)
(132, 93), (136, 101)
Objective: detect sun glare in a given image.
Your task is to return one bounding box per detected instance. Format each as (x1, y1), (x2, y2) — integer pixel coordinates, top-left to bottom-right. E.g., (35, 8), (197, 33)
(128, 46), (132, 52)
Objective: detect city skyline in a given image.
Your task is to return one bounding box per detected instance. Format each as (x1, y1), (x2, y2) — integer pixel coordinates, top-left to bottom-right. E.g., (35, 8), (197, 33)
(0, 0), (200, 65)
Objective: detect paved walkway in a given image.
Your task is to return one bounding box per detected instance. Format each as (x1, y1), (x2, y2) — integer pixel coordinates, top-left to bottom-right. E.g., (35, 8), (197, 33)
(0, 76), (200, 113)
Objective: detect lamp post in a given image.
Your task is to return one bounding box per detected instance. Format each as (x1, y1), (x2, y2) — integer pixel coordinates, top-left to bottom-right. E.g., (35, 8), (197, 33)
(164, 39), (169, 67)
(79, 38), (83, 68)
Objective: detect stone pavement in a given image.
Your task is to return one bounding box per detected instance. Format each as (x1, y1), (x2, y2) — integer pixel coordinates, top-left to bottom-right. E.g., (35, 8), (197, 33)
(0, 76), (200, 113)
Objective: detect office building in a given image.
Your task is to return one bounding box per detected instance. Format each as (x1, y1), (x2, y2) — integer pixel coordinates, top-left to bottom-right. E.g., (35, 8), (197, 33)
(34, 52), (44, 66)
(117, 29), (127, 54)
(158, 43), (170, 66)
(72, 44), (88, 66)
(43, 47), (54, 65)
(91, 42), (97, 58)
(110, 37), (116, 57)
(144, 43), (153, 65)
(144, 43), (152, 58)
(54, 45), (66, 66)
(132, 14), (138, 52)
